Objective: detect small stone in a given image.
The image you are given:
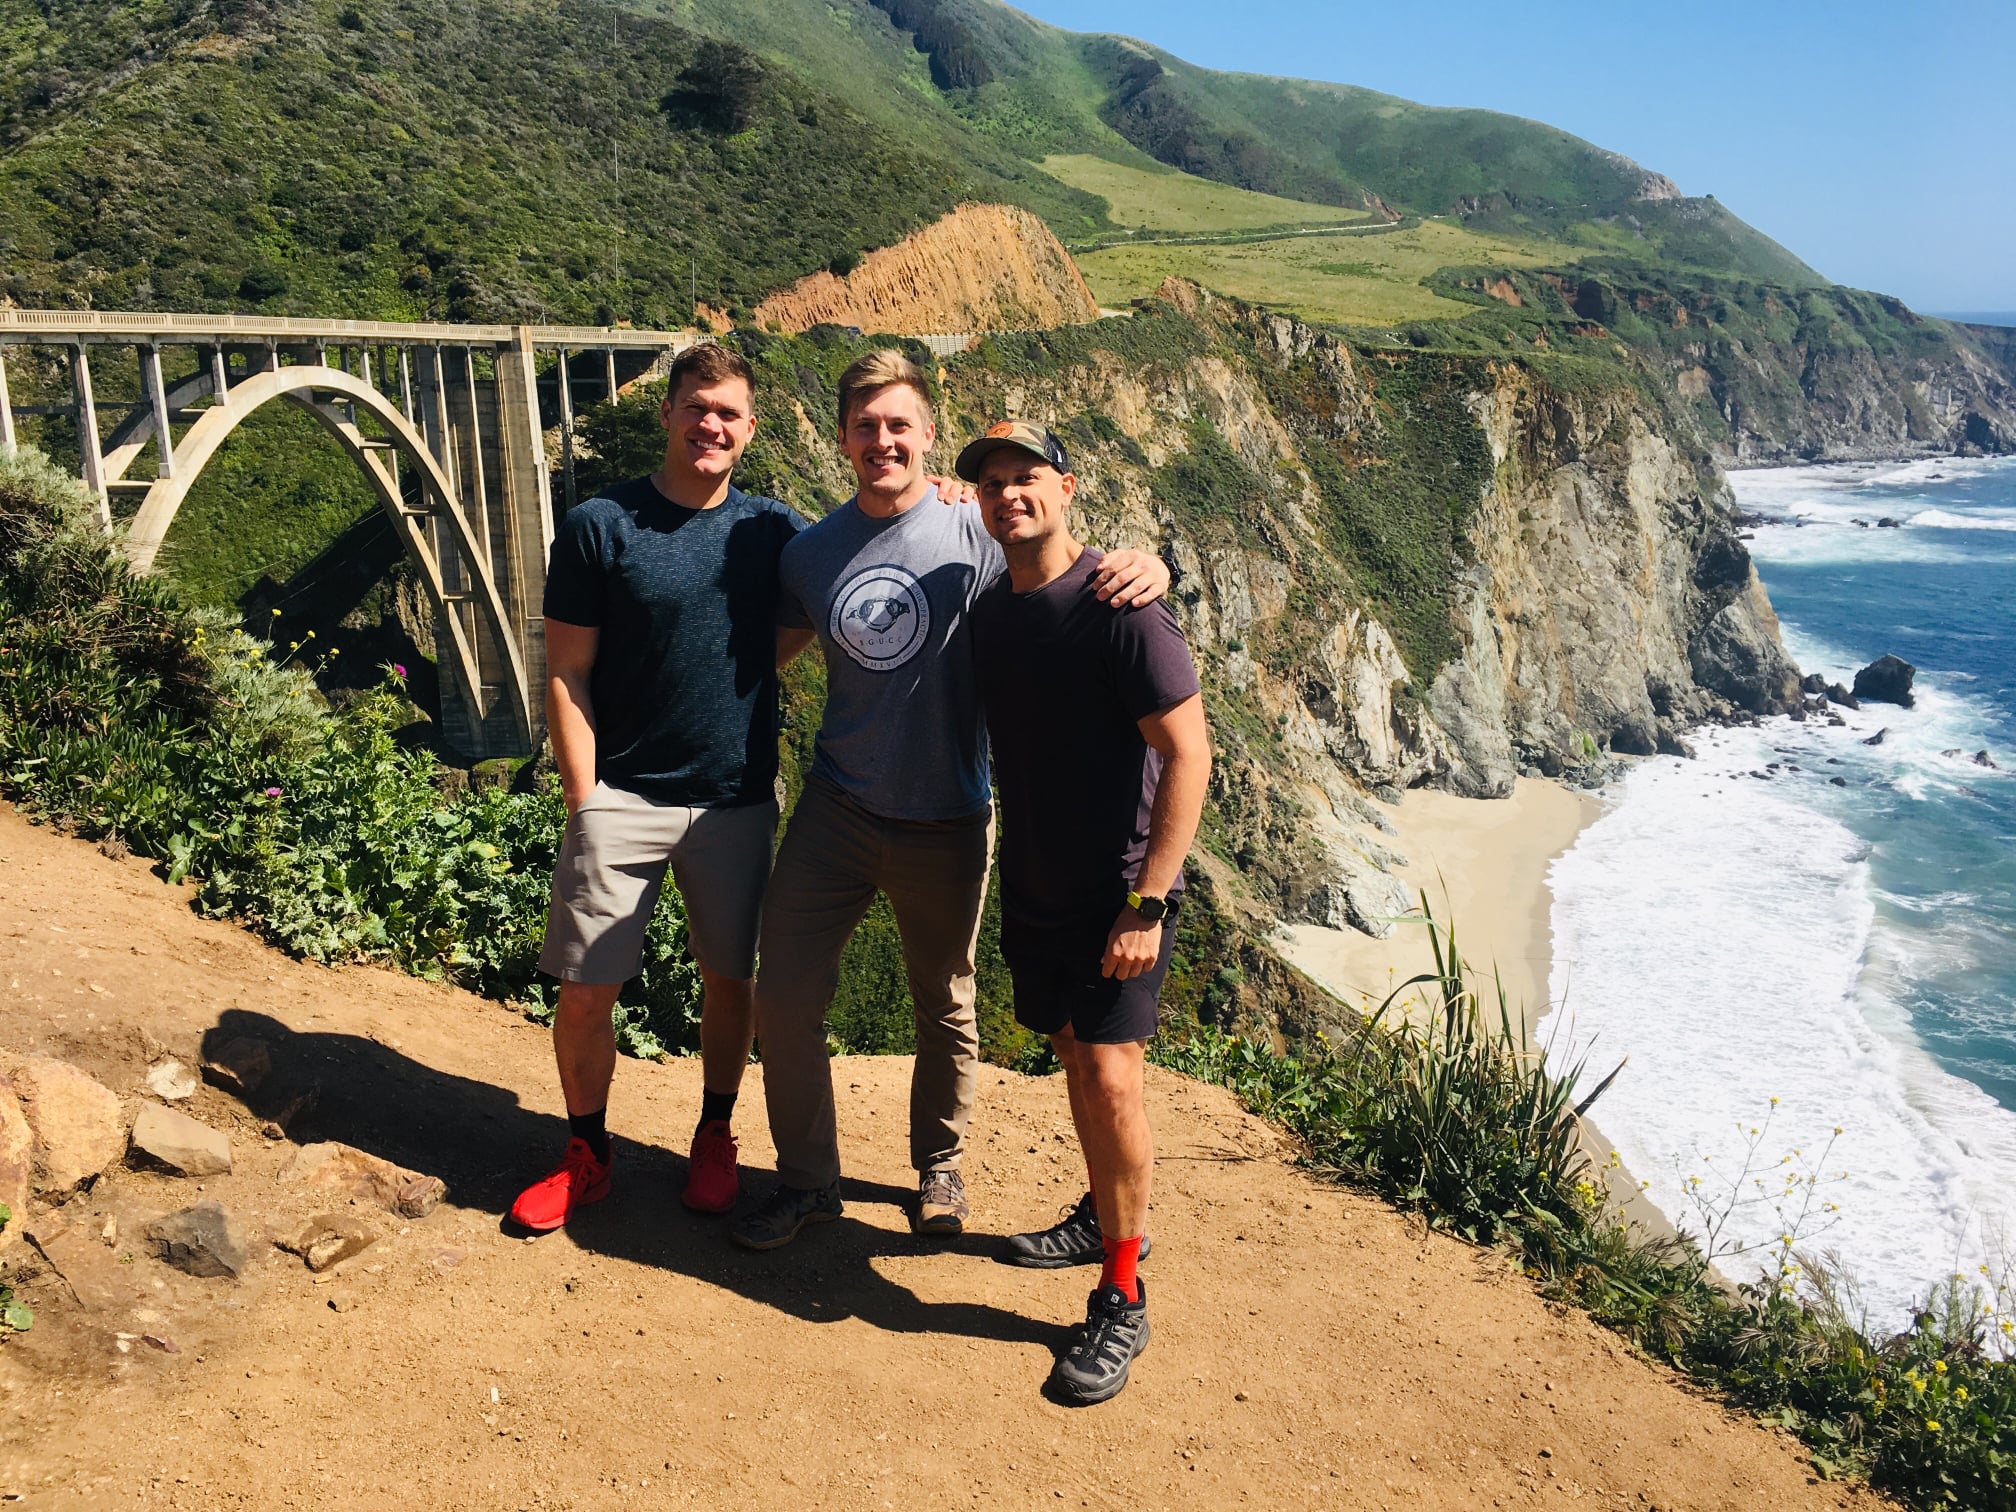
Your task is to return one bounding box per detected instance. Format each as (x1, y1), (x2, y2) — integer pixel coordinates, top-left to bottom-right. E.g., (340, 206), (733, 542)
(277, 1142), (446, 1218)
(1538, 1447), (1553, 1459)
(141, 1333), (180, 1353)
(131, 1104), (232, 1178)
(328, 1293), (355, 1313)
(1234, 1391), (1249, 1402)
(201, 1038), (273, 1098)
(277, 1213), (378, 1273)
(144, 1059), (199, 1102)
(101, 1215), (118, 1247)
(0, 1052), (126, 1196)
(144, 1201), (247, 1279)
(260, 1122), (286, 1141)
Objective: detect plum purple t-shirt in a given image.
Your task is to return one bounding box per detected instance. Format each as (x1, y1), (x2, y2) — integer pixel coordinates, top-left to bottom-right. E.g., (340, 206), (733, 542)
(972, 547), (1201, 930)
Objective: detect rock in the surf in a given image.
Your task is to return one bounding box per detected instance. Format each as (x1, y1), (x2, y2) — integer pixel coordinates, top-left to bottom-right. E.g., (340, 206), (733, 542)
(1826, 682), (1860, 709)
(1862, 728), (1888, 746)
(1975, 750), (1999, 769)
(1852, 654), (1916, 708)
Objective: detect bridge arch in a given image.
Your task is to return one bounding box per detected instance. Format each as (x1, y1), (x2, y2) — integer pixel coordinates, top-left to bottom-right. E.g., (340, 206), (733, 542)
(125, 365), (533, 753)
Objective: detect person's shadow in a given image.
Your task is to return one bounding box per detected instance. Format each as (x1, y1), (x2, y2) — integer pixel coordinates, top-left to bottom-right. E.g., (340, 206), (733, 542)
(203, 1009), (1067, 1351)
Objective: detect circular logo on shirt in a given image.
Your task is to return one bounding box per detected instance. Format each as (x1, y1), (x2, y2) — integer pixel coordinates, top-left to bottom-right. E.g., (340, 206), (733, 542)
(829, 564), (931, 672)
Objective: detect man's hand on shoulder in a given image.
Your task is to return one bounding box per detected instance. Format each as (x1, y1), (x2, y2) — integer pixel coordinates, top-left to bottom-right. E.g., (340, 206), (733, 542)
(1092, 549), (1171, 609)
(926, 474), (977, 505)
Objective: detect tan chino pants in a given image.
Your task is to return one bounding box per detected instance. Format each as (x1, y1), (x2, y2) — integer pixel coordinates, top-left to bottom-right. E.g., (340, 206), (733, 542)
(753, 776), (992, 1191)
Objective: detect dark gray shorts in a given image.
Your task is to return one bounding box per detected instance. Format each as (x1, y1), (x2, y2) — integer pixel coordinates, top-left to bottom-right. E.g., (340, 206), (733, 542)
(538, 783), (778, 984)
(1002, 911), (1173, 1045)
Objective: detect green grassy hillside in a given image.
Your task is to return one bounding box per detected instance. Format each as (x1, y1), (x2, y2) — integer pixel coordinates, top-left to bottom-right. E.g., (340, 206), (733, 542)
(2, 0), (1824, 324)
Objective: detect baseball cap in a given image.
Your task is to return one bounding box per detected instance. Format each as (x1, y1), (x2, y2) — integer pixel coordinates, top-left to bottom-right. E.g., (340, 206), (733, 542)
(953, 420), (1072, 483)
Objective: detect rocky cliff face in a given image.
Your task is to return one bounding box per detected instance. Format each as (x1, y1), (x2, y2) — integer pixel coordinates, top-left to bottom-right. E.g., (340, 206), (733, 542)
(753, 203), (1099, 334)
(923, 285), (1799, 944)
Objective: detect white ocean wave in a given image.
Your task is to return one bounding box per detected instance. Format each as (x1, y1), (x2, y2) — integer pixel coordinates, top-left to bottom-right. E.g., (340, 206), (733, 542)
(1542, 717), (2016, 1330)
(1913, 508), (2016, 532)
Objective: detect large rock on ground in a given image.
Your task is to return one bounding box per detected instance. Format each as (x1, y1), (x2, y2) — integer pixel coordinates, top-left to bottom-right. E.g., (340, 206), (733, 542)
(145, 1201), (247, 1279)
(1852, 653), (1917, 708)
(130, 1104), (232, 1177)
(0, 1084), (31, 1255)
(277, 1142), (446, 1219)
(0, 1052), (126, 1196)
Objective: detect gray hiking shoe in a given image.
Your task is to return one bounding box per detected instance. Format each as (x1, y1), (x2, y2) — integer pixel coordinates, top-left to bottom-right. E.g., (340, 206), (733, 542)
(1004, 1192), (1153, 1269)
(1050, 1280), (1151, 1405)
(729, 1181), (842, 1251)
(916, 1168), (969, 1236)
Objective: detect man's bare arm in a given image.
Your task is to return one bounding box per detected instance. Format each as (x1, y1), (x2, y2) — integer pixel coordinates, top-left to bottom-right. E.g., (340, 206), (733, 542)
(776, 626), (818, 668)
(1091, 549), (1171, 609)
(1103, 693), (1212, 979)
(545, 618), (600, 815)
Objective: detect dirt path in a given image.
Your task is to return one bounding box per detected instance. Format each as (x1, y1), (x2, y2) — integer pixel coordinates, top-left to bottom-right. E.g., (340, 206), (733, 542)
(0, 808), (1879, 1510)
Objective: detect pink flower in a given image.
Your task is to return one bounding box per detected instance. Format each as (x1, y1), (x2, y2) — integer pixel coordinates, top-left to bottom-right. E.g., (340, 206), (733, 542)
(264, 787), (283, 798)
(393, 663), (408, 679)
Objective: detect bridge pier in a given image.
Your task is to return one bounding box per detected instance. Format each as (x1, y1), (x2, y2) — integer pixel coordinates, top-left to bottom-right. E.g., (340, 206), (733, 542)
(0, 310), (695, 764)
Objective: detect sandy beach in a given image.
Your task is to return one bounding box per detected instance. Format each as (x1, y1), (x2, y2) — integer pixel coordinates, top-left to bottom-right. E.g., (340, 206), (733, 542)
(1279, 778), (1678, 1236)
(1280, 776), (1599, 1035)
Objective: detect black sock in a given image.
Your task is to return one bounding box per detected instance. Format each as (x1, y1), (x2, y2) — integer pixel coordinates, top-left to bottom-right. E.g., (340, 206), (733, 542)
(568, 1108), (611, 1164)
(698, 1088), (738, 1133)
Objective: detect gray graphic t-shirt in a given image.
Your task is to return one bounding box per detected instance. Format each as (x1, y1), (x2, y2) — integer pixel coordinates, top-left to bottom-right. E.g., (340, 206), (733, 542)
(778, 488), (1005, 821)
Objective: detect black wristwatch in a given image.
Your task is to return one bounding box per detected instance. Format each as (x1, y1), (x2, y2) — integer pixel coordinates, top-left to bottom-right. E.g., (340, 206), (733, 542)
(1125, 890), (1170, 924)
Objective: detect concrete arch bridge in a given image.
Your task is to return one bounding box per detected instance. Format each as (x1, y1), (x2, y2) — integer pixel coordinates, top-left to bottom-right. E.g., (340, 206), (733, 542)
(0, 311), (696, 759)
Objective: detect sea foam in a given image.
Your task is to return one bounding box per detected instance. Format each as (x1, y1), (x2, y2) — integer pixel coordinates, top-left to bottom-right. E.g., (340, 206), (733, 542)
(1543, 722), (2016, 1328)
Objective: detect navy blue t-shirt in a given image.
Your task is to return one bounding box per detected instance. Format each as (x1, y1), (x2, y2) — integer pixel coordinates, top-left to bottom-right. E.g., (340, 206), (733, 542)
(973, 547), (1202, 930)
(542, 477), (806, 807)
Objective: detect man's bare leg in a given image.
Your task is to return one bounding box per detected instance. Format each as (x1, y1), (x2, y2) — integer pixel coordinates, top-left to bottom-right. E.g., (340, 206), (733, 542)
(1054, 1027), (1153, 1249)
(696, 965), (755, 1098)
(554, 979), (622, 1117)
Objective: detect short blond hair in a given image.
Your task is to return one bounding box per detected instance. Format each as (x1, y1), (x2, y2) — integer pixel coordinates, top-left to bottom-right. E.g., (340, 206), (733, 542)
(836, 348), (933, 430)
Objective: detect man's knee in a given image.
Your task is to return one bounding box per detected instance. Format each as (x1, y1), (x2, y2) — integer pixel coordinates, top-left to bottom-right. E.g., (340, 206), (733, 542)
(555, 980), (622, 1024)
(1074, 1041), (1147, 1116)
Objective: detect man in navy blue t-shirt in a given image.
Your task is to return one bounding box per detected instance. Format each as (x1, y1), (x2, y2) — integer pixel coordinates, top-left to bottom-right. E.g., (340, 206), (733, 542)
(962, 421), (1210, 1405)
(510, 342), (812, 1232)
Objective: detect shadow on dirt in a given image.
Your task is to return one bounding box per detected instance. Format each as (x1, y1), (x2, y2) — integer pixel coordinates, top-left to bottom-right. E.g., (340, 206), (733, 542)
(203, 1009), (1067, 1351)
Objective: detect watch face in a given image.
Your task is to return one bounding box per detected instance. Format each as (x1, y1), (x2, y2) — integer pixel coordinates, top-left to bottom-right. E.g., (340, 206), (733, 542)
(1134, 895), (1167, 922)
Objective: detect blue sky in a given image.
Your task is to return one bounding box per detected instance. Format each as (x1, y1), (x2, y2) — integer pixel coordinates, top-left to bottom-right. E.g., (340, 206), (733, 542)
(1014, 0), (2015, 312)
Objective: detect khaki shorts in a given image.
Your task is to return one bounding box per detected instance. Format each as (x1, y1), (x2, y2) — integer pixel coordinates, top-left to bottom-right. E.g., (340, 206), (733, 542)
(538, 782), (778, 984)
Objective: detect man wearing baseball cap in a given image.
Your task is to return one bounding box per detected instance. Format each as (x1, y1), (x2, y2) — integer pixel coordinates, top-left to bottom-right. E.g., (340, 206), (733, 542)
(961, 420), (1210, 1404)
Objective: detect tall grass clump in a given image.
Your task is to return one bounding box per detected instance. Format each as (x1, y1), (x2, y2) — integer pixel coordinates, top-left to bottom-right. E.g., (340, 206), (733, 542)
(1154, 899), (2015, 1508)
(0, 448), (697, 1056)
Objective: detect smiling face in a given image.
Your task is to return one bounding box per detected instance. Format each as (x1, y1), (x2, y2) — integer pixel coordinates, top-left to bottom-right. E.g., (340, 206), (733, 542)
(839, 383), (936, 499)
(660, 373), (756, 482)
(976, 447), (1074, 549)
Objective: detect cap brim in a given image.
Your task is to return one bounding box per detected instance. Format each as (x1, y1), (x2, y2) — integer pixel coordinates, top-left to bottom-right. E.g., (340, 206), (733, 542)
(954, 435), (1051, 483)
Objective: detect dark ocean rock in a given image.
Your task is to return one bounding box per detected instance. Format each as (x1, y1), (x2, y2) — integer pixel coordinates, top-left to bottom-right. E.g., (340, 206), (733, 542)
(1830, 776), (1849, 786)
(1863, 729), (1889, 746)
(1610, 716), (1659, 756)
(1973, 750), (1998, 768)
(1826, 683), (1860, 709)
(1852, 655), (1917, 708)
(1801, 673), (1828, 695)
(1877, 517), (1902, 528)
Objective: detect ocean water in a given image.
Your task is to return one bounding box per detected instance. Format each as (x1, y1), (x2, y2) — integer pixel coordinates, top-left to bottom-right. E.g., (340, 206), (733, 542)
(1542, 456), (2016, 1330)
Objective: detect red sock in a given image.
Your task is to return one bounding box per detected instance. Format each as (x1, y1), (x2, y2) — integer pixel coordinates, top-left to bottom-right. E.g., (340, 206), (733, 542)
(1100, 1234), (1143, 1302)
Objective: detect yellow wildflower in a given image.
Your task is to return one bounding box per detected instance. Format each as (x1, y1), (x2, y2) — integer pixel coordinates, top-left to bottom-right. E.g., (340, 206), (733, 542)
(1933, 1360), (1947, 1375)
(1926, 1420), (1940, 1433)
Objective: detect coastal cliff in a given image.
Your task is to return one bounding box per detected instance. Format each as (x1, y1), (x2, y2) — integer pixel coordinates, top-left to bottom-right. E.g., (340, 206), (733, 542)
(740, 281), (1800, 958)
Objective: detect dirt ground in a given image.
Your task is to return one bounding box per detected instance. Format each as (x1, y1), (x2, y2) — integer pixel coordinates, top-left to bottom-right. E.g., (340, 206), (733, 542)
(0, 807), (1883, 1510)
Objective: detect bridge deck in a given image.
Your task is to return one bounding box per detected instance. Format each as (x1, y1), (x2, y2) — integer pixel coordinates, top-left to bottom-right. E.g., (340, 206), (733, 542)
(0, 310), (692, 350)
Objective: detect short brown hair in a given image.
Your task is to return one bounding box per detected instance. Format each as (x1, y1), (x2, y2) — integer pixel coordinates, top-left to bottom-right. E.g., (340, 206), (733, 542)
(836, 348), (933, 429)
(666, 342), (754, 404)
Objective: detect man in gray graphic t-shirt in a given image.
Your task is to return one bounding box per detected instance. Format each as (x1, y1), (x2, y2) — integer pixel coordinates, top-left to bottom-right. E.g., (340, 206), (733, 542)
(779, 489), (999, 821)
(730, 350), (1171, 1251)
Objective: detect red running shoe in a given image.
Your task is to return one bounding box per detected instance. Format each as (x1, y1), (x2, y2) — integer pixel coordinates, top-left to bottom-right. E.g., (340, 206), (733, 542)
(509, 1137), (611, 1232)
(683, 1120), (740, 1214)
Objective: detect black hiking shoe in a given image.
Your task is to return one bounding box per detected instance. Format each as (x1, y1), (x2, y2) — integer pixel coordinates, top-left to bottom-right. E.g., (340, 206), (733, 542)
(1004, 1191), (1153, 1269)
(729, 1181), (842, 1251)
(916, 1168), (969, 1236)
(1049, 1280), (1150, 1405)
